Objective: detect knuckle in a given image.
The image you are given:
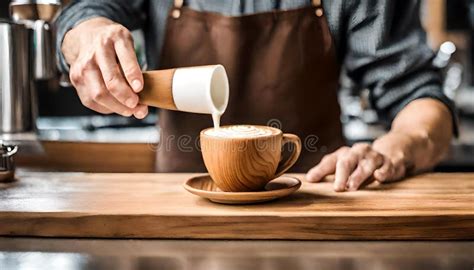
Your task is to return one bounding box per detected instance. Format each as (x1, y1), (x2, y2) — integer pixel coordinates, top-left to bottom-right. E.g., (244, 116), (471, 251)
(92, 89), (106, 101)
(360, 159), (373, 171)
(353, 142), (370, 150)
(353, 143), (371, 154)
(363, 155), (376, 164)
(99, 35), (113, 47)
(111, 24), (130, 38)
(79, 57), (96, 71)
(119, 28), (131, 39)
(359, 156), (380, 170)
(70, 57), (94, 80)
(69, 69), (81, 84)
(110, 24), (123, 32)
(337, 158), (351, 169)
(341, 151), (356, 161)
(104, 72), (123, 91)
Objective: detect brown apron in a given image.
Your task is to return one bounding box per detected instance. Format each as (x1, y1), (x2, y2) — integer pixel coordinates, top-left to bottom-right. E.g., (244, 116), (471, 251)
(156, 0), (344, 172)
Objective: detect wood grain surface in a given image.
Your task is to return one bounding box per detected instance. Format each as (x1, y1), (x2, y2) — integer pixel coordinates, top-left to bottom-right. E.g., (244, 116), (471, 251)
(183, 175), (301, 204)
(0, 172), (473, 240)
(140, 69), (177, 110)
(16, 141), (156, 173)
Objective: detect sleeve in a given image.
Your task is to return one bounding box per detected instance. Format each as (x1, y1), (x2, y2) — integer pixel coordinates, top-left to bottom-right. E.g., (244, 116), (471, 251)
(55, 0), (147, 74)
(343, 0), (458, 135)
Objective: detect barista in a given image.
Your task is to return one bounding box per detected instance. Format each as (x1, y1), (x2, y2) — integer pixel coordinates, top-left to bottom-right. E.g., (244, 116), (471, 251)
(57, 0), (456, 191)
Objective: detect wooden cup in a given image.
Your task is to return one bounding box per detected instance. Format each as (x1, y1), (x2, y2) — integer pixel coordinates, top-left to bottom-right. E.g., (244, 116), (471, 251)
(200, 125), (302, 192)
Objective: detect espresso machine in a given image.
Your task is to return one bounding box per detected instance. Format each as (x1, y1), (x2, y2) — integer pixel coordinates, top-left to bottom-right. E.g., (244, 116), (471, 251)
(0, 0), (61, 179)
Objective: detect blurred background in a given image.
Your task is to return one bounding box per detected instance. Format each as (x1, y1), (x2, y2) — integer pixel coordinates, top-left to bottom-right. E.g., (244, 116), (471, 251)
(0, 0), (473, 172)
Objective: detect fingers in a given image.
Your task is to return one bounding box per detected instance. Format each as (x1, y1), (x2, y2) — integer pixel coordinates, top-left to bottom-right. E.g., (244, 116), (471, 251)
(96, 43), (139, 109)
(114, 33), (143, 93)
(306, 152), (337, 182)
(82, 67), (134, 117)
(333, 143), (370, 192)
(373, 155), (394, 182)
(109, 29), (148, 117)
(77, 97), (113, 115)
(306, 147), (348, 182)
(133, 104), (148, 119)
(307, 143), (403, 192)
(346, 151), (384, 191)
(68, 23), (148, 119)
(334, 153), (358, 191)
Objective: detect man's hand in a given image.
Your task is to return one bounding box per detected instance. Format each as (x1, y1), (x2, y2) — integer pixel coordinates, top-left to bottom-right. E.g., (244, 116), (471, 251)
(62, 17), (148, 118)
(306, 99), (453, 192)
(306, 141), (409, 192)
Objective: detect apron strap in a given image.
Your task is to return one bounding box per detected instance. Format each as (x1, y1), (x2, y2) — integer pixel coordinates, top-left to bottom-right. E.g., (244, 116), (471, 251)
(174, 0), (184, 8)
(312, 0), (324, 17)
(171, 0), (184, 19)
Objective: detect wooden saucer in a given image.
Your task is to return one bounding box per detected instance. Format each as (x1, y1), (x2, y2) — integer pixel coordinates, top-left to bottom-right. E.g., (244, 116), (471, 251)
(184, 175), (301, 204)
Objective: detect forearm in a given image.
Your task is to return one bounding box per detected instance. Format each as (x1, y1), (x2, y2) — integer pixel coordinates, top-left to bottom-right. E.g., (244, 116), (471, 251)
(373, 98), (453, 174)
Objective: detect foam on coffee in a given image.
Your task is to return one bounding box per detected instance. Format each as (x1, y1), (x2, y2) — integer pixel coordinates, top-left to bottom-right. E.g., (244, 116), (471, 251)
(204, 125), (278, 138)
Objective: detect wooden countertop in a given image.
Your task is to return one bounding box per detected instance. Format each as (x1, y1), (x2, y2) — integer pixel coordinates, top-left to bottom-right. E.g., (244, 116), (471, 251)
(0, 172), (473, 240)
(17, 141), (156, 173)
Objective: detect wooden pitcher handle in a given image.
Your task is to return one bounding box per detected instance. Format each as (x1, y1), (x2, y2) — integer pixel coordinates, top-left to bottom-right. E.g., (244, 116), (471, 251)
(274, 134), (302, 178)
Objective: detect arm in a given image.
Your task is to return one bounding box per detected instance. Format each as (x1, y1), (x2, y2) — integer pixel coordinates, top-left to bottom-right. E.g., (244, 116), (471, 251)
(56, 0), (148, 118)
(306, 0), (456, 191)
(307, 98), (453, 191)
(372, 98), (452, 179)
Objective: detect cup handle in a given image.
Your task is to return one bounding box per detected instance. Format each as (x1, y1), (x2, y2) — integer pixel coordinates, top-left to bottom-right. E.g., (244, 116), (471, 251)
(274, 133), (302, 178)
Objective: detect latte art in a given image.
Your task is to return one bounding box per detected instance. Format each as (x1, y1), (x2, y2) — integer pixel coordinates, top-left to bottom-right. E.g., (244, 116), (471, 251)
(204, 125), (278, 138)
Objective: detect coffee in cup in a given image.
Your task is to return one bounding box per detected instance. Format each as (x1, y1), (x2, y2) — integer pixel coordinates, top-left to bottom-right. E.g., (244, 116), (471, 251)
(200, 125), (301, 192)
